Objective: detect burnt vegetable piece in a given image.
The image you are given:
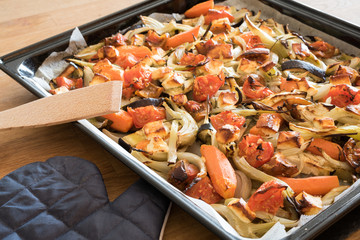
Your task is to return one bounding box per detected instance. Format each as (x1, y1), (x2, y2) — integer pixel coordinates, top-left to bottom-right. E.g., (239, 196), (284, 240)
(122, 97), (164, 110)
(294, 192), (322, 215)
(344, 138), (360, 173)
(281, 60), (326, 82)
(101, 129), (146, 153)
(197, 96), (214, 144)
(168, 160), (200, 191)
(184, 176), (223, 204)
(197, 123), (215, 144)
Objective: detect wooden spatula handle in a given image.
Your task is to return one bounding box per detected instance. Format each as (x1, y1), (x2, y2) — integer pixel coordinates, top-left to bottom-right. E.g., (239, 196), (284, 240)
(0, 81), (122, 130)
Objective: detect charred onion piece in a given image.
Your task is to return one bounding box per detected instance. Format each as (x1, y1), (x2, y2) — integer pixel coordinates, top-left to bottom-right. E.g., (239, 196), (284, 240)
(119, 138), (149, 154)
(281, 60), (325, 81)
(344, 138), (360, 173)
(197, 122), (215, 143)
(118, 138), (134, 153)
(120, 23), (145, 34)
(251, 102), (275, 111)
(241, 48), (270, 58)
(235, 87), (243, 105)
(294, 191), (322, 215)
(201, 21), (212, 40)
(101, 129), (147, 154)
(197, 96), (214, 143)
(122, 97), (164, 110)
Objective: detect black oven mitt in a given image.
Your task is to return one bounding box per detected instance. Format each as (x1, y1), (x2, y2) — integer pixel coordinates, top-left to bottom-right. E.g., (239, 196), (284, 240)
(0, 156), (170, 240)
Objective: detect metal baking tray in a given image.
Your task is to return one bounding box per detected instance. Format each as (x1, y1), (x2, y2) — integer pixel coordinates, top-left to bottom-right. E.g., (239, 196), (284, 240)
(2, 0), (360, 239)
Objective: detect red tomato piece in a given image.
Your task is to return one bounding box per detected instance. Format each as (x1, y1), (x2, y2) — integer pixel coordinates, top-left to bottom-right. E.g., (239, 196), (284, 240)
(324, 84), (360, 108)
(127, 106), (166, 128)
(168, 160), (200, 191)
(195, 39), (217, 55)
(240, 32), (265, 50)
(105, 33), (127, 46)
(55, 76), (75, 90)
(114, 53), (139, 69)
(146, 30), (168, 47)
(210, 111), (245, 131)
(193, 74), (224, 102)
(102, 110), (134, 133)
(204, 9), (235, 25)
(124, 64), (152, 90)
(114, 46), (152, 68)
(93, 59), (124, 81)
(74, 78), (83, 89)
(179, 52), (207, 66)
(122, 87), (135, 100)
(279, 77), (298, 92)
(55, 77), (83, 90)
(184, 100), (208, 122)
(185, 176), (223, 204)
(247, 180), (287, 215)
(309, 40), (336, 58)
(238, 134), (274, 168)
(242, 75), (273, 100)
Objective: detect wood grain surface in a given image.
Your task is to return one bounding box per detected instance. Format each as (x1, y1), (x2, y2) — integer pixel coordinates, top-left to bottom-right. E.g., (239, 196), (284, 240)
(0, 0), (359, 239)
(0, 81), (123, 130)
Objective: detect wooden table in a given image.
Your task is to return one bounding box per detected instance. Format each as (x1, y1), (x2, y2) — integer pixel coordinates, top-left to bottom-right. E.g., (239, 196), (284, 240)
(0, 0), (359, 239)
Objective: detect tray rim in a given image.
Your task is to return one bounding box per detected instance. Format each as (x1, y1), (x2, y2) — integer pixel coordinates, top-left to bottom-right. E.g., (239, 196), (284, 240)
(1, 0), (360, 239)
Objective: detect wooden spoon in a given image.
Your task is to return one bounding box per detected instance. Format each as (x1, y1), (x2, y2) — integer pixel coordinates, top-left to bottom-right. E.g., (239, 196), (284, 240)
(0, 81), (122, 130)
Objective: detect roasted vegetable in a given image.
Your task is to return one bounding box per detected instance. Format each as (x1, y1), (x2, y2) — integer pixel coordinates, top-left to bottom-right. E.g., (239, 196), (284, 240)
(201, 145), (237, 199)
(278, 176), (340, 196)
(247, 180), (287, 215)
(238, 134), (274, 168)
(281, 60), (325, 82)
(185, 176), (223, 204)
(294, 191), (322, 215)
(343, 138), (360, 173)
(168, 159), (200, 190)
(102, 110), (133, 133)
(227, 198), (256, 223)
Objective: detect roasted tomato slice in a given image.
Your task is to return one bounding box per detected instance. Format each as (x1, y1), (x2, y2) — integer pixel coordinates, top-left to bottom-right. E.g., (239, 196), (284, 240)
(54, 76), (75, 90)
(204, 9), (235, 25)
(324, 84), (360, 108)
(114, 46), (152, 69)
(123, 64), (152, 90)
(239, 32), (265, 50)
(238, 134), (274, 168)
(114, 53), (139, 69)
(247, 180), (287, 215)
(242, 75), (273, 100)
(127, 106), (166, 128)
(168, 160), (200, 191)
(309, 40), (336, 58)
(179, 52), (207, 66)
(184, 100), (208, 122)
(210, 111), (245, 131)
(104, 33), (127, 46)
(146, 30), (168, 47)
(343, 138), (360, 173)
(93, 59), (124, 81)
(185, 176), (223, 204)
(193, 74), (224, 102)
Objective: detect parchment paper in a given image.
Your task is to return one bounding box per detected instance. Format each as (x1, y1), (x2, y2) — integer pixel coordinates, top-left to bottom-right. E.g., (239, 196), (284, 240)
(30, 1), (360, 239)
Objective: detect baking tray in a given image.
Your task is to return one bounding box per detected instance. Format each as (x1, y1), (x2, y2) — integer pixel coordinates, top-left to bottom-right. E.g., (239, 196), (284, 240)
(1, 0), (360, 239)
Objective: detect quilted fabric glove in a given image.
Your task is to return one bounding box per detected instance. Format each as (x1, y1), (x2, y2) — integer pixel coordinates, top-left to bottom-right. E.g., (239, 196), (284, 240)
(0, 156), (170, 240)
